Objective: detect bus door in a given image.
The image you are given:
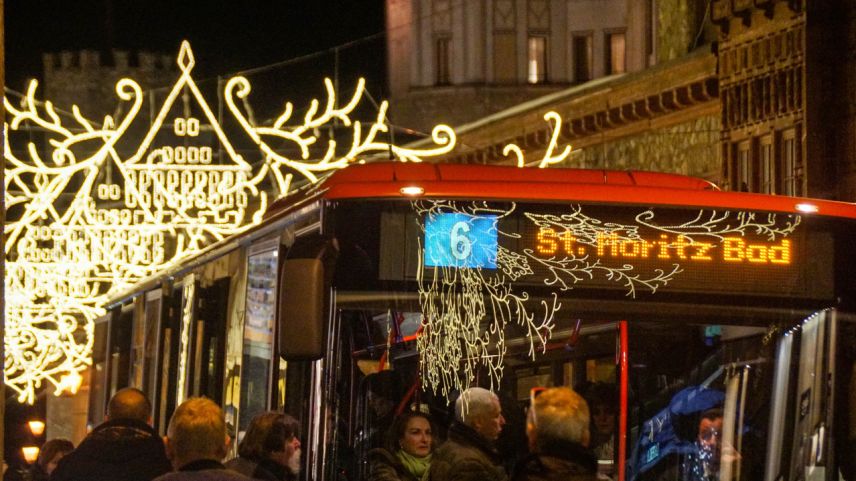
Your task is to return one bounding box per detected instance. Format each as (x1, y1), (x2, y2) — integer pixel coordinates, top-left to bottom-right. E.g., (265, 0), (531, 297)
(107, 304), (134, 401)
(772, 309), (837, 481)
(625, 310), (855, 481)
(155, 280), (185, 434)
(138, 289), (163, 419)
(235, 239), (279, 441)
(185, 277), (229, 402)
(86, 314), (111, 429)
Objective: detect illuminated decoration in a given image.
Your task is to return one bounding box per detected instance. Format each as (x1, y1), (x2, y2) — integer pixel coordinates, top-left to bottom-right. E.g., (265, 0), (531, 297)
(415, 200), (560, 399)
(503, 111), (571, 168)
(522, 208), (800, 296)
(4, 41), (457, 404)
(58, 371), (83, 395)
(415, 201), (801, 399)
(224, 76), (457, 185)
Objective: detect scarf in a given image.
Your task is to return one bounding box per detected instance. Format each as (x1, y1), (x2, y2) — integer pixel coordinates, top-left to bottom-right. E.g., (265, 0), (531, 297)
(396, 450), (432, 480)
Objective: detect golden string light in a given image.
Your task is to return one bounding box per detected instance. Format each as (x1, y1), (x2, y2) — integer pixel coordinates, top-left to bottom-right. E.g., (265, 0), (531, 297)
(414, 201), (801, 399)
(503, 111), (571, 168)
(415, 200), (561, 399)
(3, 41), (458, 404)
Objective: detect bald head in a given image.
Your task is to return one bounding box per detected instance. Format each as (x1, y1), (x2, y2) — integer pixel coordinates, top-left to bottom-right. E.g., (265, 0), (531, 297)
(107, 388), (152, 423)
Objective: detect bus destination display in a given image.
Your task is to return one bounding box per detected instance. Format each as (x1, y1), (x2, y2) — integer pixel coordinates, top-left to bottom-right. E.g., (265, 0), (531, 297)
(417, 205), (830, 299)
(532, 230), (791, 266)
(424, 213), (498, 268)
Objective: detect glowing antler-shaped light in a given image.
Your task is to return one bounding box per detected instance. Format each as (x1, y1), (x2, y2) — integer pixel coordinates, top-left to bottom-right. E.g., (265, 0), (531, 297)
(503, 111), (572, 168)
(3, 41), (462, 404)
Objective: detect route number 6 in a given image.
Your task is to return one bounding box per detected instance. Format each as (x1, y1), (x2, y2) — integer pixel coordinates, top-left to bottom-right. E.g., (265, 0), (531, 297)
(450, 221), (472, 260)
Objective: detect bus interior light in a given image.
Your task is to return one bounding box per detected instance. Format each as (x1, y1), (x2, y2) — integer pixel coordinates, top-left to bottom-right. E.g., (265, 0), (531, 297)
(795, 203), (819, 213)
(400, 186), (425, 196)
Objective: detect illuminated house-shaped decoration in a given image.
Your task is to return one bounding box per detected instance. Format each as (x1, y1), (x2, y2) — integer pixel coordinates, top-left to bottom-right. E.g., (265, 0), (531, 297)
(3, 41), (459, 403)
(4, 39), (577, 404)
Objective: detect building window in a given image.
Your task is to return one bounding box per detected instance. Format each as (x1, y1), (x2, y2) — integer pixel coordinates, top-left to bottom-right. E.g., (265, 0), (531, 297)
(759, 136), (774, 194)
(781, 130), (800, 196)
(736, 141), (752, 192)
(573, 34), (593, 82)
(527, 36), (547, 84)
(436, 37), (451, 85)
(606, 31), (626, 74)
(493, 32), (517, 83)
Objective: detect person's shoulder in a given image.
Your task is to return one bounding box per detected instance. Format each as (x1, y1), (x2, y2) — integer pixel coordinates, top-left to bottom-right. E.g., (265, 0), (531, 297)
(433, 436), (466, 456)
(368, 447), (398, 463)
(153, 470), (253, 481)
(223, 457), (257, 476)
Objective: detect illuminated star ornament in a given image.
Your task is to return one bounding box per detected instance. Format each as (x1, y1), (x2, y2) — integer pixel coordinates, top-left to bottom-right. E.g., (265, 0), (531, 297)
(3, 41), (458, 404)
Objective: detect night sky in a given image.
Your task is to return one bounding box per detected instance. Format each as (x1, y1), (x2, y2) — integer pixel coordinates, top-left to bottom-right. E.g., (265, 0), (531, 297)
(5, 1), (388, 96)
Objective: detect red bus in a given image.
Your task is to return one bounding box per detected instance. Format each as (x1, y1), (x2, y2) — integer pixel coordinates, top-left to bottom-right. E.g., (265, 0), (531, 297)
(93, 162), (856, 481)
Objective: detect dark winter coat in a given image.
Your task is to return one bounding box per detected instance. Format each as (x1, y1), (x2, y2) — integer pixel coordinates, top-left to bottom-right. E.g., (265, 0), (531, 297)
(29, 464), (50, 481)
(50, 418), (172, 481)
(428, 422), (508, 481)
(153, 459), (253, 481)
(511, 440), (599, 481)
(224, 456), (295, 481)
(367, 448), (420, 481)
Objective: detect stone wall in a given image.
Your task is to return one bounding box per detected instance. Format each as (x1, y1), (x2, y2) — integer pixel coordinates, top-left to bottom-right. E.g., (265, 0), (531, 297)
(657, 0), (710, 62)
(569, 114), (721, 182)
(390, 84), (568, 133)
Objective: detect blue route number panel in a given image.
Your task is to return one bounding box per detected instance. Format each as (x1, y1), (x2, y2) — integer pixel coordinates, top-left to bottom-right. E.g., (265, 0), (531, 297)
(424, 213), (498, 269)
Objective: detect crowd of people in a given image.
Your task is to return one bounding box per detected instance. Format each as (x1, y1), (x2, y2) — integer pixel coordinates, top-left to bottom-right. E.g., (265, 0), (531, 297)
(367, 386), (600, 481)
(8, 384), (624, 481)
(7, 388), (303, 481)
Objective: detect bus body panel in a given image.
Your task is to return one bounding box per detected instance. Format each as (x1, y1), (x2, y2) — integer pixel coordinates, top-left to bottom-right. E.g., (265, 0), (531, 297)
(91, 164), (856, 481)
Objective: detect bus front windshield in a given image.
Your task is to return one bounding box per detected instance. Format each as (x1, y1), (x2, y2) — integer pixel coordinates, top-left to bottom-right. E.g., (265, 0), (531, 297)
(309, 199), (851, 481)
(327, 298), (789, 481)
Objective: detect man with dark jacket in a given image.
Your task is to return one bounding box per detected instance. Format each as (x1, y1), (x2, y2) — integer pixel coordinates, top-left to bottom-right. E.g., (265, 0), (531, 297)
(512, 387), (598, 481)
(429, 387), (508, 481)
(51, 388), (173, 481)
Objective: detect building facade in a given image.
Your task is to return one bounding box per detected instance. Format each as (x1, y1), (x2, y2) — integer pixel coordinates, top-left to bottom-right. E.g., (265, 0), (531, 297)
(385, 0), (692, 133)
(393, 0), (719, 183)
(393, 0), (856, 202)
(714, 0), (856, 201)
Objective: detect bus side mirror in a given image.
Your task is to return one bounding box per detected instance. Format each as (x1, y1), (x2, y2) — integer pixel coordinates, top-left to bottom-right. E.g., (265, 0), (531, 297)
(277, 236), (338, 360)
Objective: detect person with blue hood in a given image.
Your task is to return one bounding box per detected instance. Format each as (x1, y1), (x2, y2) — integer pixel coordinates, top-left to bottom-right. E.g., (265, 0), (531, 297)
(628, 386), (725, 481)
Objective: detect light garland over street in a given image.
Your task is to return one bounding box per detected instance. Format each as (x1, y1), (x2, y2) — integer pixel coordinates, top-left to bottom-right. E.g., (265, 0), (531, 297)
(4, 40), (581, 404)
(2, 41), (458, 403)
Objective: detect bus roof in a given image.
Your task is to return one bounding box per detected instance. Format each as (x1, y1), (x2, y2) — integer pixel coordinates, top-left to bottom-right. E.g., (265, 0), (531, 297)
(267, 162), (856, 219)
(107, 162), (856, 307)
